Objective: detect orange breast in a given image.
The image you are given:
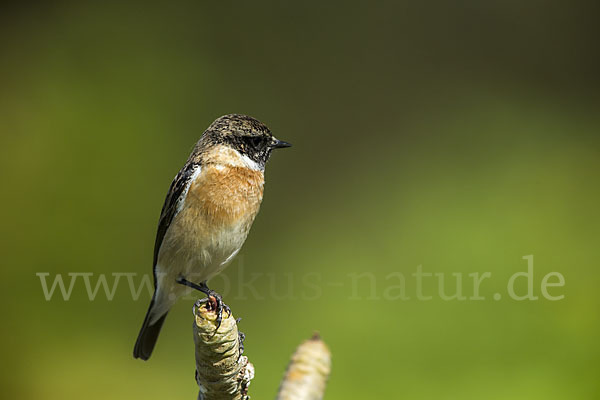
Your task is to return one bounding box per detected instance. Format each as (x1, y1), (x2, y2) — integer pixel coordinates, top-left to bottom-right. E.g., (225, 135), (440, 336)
(186, 165), (264, 226)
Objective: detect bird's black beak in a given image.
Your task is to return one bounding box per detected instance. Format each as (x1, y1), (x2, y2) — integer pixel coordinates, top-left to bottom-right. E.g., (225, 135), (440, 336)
(272, 138), (292, 149)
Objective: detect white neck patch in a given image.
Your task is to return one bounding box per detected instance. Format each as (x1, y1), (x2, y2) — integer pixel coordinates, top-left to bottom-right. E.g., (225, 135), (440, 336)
(240, 153), (264, 171)
(208, 145), (265, 171)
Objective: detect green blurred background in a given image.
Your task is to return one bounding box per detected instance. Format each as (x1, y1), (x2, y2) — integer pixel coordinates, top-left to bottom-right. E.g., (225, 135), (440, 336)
(1, 1), (599, 399)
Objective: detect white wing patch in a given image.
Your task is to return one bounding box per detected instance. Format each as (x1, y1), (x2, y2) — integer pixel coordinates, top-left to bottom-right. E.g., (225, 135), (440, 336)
(176, 165), (202, 214)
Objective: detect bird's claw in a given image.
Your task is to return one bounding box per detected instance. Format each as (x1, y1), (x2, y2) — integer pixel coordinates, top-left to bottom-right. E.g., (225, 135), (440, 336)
(205, 290), (230, 334)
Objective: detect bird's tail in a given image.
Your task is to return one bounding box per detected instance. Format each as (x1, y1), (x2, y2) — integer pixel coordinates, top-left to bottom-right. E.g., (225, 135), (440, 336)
(133, 297), (168, 361)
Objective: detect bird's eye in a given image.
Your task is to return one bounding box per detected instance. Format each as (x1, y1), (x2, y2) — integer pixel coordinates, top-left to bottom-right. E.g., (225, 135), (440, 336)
(248, 137), (263, 148)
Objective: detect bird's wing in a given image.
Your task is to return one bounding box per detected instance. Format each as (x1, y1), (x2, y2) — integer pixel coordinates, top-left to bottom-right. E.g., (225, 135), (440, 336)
(152, 161), (201, 273)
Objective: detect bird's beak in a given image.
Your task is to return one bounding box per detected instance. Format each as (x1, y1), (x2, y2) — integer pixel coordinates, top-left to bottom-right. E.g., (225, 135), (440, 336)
(271, 138), (292, 149)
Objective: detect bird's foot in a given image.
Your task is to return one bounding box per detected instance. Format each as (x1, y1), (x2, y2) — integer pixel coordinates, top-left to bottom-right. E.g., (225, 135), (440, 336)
(176, 277), (230, 334)
(204, 289), (231, 333)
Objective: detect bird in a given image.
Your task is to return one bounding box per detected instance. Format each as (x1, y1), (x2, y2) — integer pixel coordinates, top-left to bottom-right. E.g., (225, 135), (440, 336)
(133, 114), (291, 360)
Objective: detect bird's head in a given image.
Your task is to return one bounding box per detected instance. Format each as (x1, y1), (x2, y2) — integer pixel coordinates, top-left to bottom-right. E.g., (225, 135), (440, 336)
(201, 114), (291, 169)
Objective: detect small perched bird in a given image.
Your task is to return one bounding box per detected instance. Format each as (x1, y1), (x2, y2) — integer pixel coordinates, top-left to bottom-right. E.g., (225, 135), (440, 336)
(134, 114), (291, 360)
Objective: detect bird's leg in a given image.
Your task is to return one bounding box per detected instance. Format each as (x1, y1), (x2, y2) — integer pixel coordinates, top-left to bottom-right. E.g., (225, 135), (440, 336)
(176, 276), (207, 293)
(176, 277), (230, 331)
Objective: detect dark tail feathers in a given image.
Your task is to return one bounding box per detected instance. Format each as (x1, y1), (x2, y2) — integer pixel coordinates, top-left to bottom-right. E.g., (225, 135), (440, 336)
(133, 299), (168, 361)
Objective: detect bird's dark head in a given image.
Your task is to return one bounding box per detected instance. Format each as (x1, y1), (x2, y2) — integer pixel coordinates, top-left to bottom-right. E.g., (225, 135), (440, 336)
(201, 114), (291, 169)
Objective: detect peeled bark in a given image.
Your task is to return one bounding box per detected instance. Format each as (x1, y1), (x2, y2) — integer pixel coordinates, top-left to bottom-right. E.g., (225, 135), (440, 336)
(192, 300), (330, 400)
